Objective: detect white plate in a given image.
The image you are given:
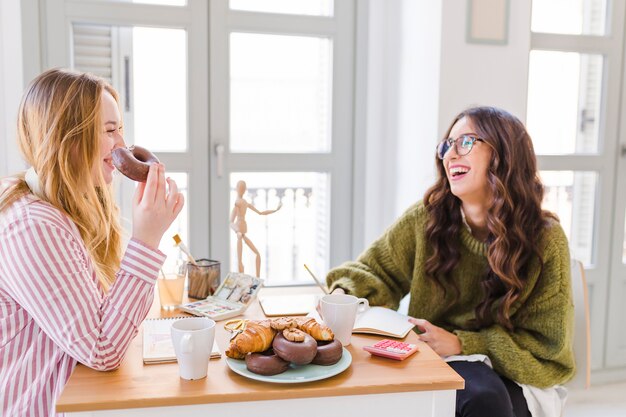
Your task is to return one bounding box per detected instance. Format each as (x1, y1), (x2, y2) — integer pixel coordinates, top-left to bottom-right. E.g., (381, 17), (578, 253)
(225, 348), (352, 383)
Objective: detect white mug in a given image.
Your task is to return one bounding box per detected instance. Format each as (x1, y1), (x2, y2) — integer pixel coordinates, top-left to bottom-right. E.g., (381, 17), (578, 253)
(321, 294), (369, 346)
(171, 317), (216, 380)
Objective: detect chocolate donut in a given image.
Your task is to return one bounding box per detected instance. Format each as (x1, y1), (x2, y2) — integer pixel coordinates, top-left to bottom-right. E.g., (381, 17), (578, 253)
(112, 145), (159, 182)
(272, 332), (317, 365)
(245, 349), (290, 376)
(312, 339), (343, 366)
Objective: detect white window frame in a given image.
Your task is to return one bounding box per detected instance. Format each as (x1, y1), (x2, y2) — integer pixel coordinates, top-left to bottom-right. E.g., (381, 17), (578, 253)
(208, 0), (356, 281)
(40, 0), (210, 258)
(0, 0), (26, 177)
(530, 1), (626, 371)
(607, 5), (626, 370)
(30, 0), (357, 286)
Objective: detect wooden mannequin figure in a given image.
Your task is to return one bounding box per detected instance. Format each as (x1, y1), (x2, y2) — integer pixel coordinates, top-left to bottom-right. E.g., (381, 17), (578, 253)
(230, 180), (282, 277)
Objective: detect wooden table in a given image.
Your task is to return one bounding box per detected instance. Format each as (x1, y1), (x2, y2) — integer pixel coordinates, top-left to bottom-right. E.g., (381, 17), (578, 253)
(57, 286), (464, 417)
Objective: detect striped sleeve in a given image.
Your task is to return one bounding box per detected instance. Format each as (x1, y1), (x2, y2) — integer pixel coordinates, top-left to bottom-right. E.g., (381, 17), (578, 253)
(0, 213), (165, 371)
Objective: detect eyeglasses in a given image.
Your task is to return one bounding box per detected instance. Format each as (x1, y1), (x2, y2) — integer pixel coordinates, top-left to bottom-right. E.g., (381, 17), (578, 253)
(436, 135), (485, 160)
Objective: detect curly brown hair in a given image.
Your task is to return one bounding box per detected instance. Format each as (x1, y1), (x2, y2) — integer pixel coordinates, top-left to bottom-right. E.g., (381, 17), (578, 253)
(423, 106), (556, 330)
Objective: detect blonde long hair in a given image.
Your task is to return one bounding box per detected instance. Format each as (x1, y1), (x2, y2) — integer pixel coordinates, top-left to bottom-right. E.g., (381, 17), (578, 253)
(0, 68), (123, 291)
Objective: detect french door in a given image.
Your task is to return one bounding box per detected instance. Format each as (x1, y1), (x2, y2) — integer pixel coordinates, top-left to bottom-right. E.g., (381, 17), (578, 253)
(42, 0), (209, 274)
(208, 1), (355, 284)
(40, 0), (355, 285)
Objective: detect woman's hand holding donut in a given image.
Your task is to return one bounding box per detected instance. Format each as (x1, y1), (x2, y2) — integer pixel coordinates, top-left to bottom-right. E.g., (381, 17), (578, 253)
(131, 163), (184, 250)
(408, 317), (461, 358)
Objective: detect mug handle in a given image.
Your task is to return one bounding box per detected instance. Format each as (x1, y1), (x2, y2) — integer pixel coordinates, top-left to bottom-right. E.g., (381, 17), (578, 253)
(181, 333), (193, 354)
(356, 298), (369, 314)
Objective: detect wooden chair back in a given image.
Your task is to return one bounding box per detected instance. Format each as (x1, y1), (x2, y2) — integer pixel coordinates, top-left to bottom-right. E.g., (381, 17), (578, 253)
(567, 258), (591, 389)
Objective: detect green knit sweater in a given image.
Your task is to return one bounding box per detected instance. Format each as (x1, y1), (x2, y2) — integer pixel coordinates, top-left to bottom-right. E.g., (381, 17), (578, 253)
(327, 202), (575, 388)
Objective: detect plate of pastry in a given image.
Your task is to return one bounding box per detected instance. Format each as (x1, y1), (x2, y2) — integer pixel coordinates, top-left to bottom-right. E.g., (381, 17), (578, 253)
(225, 349), (352, 383)
(224, 317), (351, 383)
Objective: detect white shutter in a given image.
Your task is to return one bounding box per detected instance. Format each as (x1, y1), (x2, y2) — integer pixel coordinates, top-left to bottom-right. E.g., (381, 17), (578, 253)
(71, 24), (113, 84)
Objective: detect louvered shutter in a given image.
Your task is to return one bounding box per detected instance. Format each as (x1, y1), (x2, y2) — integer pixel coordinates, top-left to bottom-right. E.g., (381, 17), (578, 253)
(72, 24), (113, 84)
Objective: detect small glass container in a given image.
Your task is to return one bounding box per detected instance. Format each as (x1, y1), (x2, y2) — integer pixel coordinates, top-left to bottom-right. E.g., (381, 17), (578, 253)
(157, 270), (185, 310)
(187, 259), (221, 299)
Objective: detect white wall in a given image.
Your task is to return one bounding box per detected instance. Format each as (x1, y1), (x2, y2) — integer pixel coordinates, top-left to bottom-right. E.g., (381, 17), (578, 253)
(359, 0), (533, 252)
(0, 0), (25, 177)
(358, 0), (441, 253)
(393, 0), (442, 216)
(438, 0), (532, 135)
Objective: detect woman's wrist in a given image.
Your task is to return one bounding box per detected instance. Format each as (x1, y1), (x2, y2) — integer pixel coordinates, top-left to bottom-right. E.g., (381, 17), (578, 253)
(131, 235), (160, 251)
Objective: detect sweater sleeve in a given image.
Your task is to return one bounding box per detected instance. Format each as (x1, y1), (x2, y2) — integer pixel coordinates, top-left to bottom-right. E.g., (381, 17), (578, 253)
(454, 228), (575, 388)
(326, 204), (422, 309)
(1, 215), (165, 371)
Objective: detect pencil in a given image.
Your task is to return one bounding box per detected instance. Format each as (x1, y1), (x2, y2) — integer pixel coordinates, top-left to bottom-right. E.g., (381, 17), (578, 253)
(303, 264), (330, 295)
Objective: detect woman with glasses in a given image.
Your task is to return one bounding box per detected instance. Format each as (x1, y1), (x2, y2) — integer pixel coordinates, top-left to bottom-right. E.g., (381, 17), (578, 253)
(326, 106), (574, 417)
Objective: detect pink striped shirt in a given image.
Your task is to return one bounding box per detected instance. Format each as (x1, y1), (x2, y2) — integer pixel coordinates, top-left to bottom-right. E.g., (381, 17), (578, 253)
(0, 181), (166, 417)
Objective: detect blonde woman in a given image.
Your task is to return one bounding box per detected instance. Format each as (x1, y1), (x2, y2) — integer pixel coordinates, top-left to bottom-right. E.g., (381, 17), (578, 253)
(0, 69), (184, 416)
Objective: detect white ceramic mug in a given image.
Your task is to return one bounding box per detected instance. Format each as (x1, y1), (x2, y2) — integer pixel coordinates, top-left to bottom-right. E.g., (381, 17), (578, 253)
(171, 317), (216, 380)
(320, 294), (369, 346)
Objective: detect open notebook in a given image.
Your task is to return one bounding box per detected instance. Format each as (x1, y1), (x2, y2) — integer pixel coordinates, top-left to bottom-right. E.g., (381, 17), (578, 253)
(142, 317), (221, 364)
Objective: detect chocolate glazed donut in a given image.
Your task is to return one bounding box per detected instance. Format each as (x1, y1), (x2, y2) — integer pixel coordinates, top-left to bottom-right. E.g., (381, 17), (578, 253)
(111, 145), (159, 182)
(312, 339), (343, 366)
(245, 349), (290, 376)
(272, 332), (317, 365)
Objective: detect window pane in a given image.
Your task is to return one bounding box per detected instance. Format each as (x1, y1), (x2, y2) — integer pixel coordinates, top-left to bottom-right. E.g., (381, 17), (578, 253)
(159, 173), (188, 273)
(229, 172), (329, 285)
(230, 33), (333, 153)
(540, 171), (597, 266)
(527, 51), (603, 155)
(229, 0), (333, 16)
(531, 0), (607, 35)
(133, 27), (187, 152)
(71, 24), (187, 152)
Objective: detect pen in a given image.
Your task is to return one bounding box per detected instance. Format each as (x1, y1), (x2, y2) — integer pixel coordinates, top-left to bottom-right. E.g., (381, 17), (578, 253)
(303, 264), (330, 295)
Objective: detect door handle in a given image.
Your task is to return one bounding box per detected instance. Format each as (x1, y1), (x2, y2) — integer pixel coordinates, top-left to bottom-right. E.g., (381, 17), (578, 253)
(215, 144), (225, 178)
(124, 56), (131, 112)
(622, 144), (626, 157)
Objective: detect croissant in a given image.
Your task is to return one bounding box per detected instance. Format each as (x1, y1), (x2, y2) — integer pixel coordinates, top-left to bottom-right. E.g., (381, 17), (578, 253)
(296, 317), (334, 341)
(225, 320), (277, 359)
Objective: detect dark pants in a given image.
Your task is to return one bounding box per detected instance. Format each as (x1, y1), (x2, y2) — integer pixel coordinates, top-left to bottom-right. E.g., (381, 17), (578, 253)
(448, 361), (532, 417)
